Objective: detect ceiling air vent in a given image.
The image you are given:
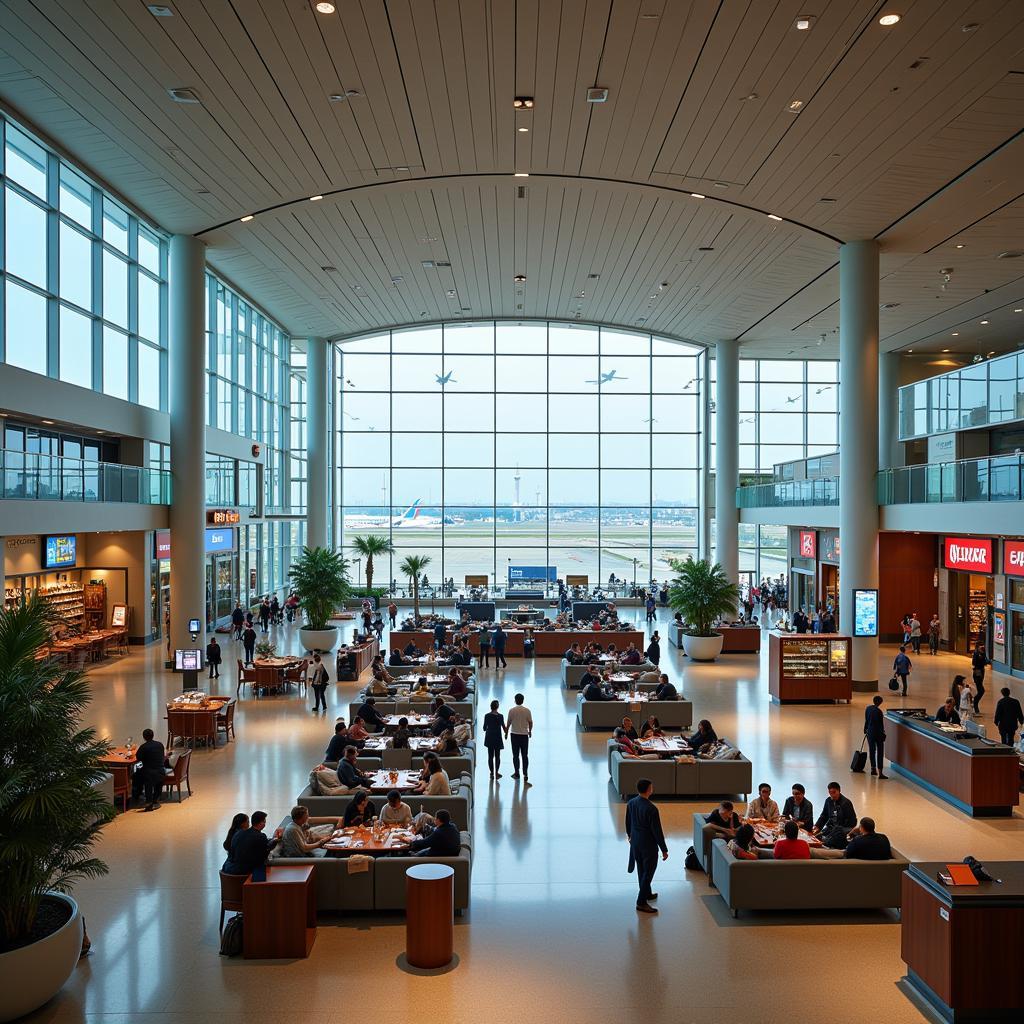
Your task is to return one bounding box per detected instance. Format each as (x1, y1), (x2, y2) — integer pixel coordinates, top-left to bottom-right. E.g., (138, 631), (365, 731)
(435, 260), (452, 268)
(516, 185), (528, 199)
(321, 266), (337, 273)
(998, 251), (1023, 259)
(168, 87), (200, 104)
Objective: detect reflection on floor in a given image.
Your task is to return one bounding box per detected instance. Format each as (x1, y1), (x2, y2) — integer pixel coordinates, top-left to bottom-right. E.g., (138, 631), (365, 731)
(31, 609), (1024, 1023)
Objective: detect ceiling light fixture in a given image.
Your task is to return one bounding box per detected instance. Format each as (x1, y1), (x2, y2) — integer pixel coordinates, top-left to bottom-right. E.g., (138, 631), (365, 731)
(514, 172), (529, 177)
(41, 419), (54, 425)
(952, 332), (959, 336)
(586, 87), (609, 103)
(315, 2), (336, 13)
(329, 90), (361, 101)
(787, 99), (804, 112)
(147, 4), (174, 15)
(907, 349), (913, 354)
(767, 213), (783, 221)
(742, 92), (759, 101)
(713, 181), (729, 189)
(942, 348), (950, 353)
(961, 23), (980, 32)
(514, 274), (527, 283)
(309, 194), (323, 201)
(1015, 309), (1023, 313)
(998, 251), (1023, 259)
(794, 15), (815, 30)
(517, 126), (530, 132)
(168, 87), (200, 104)
(878, 13), (901, 26)
(513, 97), (535, 109)
(955, 243), (964, 249)
(690, 192), (706, 199)
(240, 215), (254, 222)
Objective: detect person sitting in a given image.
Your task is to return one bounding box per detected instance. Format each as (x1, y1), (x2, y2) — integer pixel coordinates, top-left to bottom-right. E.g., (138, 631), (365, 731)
(772, 819), (811, 860)
(746, 783), (780, 822)
(368, 670), (392, 697)
(619, 643), (642, 666)
(342, 790), (376, 827)
(325, 720), (350, 762)
(430, 698), (456, 736)
(413, 756), (451, 795)
(639, 715), (662, 739)
(565, 642), (584, 665)
(434, 728), (461, 756)
(684, 719), (718, 751)
(653, 674), (677, 701)
(813, 781), (857, 848)
(337, 746), (375, 790)
(222, 810), (279, 875)
(583, 675), (617, 701)
(348, 717), (369, 747)
(380, 789), (413, 827)
(620, 716), (639, 741)
(727, 822), (759, 860)
(357, 697), (387, 731)
(633, 666), (661, 687)
(446, 669), (469, 699)
(935, 696), (961, 724)
(410, 677), (432, 701)
(277, 805), (340, 857)
(782, 783), (814, 831)
(391, 717), (411, 749)
(612, 728), (660, 760)
(843, 817), (892, 860)
(403, 641), (421, 657)
(706, 800), (741, 836)
(389, 648), (409, 666)
(409, 808), (461, 857)
(605, 642), (617, 659)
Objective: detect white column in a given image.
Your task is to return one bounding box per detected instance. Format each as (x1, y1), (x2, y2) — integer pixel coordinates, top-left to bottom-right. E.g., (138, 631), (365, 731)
(839, 240), (880, 690)
(878, 350), (901, 470)
(168, 235), (207, 660)
(306, 337), (329, 550)
(714, 338), (739, 595)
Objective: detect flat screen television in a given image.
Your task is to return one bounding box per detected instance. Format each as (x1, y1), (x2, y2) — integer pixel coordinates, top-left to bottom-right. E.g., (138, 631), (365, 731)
(44, 535), (77, 569)
(174, 649), (203, 671)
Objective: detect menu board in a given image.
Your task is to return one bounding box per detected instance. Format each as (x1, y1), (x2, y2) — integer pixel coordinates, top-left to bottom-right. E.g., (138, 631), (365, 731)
(780, 638), (829, 678)
(828, 640), (848, 677)
(853, 589), (878, 637)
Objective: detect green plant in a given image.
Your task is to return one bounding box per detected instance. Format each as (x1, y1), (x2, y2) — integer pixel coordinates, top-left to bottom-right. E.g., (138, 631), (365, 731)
(350, 535), (394, 593)
(254, 639), (276, 659)
(287, 546), (351, 631)
(0, 598), (113, 948)
(667, 556), (739, 637)
(398, 554), (432, 622)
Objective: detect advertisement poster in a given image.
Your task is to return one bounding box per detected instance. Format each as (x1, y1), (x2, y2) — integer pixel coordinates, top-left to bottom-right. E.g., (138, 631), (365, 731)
(45, 535), (77, 568)
(993, 610), (1005, 646)
(853, 588), (878, 637)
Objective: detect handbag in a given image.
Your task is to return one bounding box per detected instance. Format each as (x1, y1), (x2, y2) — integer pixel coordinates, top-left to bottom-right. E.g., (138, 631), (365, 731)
(888, 676), (899, 691)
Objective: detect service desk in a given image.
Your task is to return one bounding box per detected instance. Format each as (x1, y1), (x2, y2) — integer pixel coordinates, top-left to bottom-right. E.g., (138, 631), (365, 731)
(887, 711), (1020, 817)
(531, 629), (645, 657)
(717, 626), (761, 653)
(242, 865), (316, 959)
(390, 629), (525, 656)
(767, 631), (851, 703)
(901, 861), (1024, 1022)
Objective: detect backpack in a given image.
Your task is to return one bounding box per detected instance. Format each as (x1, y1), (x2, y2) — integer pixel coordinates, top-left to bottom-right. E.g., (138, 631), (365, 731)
(219, 914), (243, 957)
(684, 845), (702, 872)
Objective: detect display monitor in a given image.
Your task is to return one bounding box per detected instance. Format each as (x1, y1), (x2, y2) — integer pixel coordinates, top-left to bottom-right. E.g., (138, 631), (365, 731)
(174, 649), (203, 671)
(44, 535), (77, 568)
(187, 617), (202, 635)
(852, 589), (878, 637)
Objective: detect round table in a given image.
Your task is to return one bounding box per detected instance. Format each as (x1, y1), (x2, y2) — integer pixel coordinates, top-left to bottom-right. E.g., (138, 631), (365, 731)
(405, 863), (454, 968)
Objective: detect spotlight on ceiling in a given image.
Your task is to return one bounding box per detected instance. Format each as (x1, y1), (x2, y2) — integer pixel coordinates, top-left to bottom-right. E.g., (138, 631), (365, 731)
(794, 15), (815, 30)
(879, 13), (901, 26)
(513, 97), (535, 109)
(767, 213), (783, 222)
(787, 99), (804, 112)
(514, 274), (527, 284)
(315, 2), (336, 14)
(240, 215), (254, 223)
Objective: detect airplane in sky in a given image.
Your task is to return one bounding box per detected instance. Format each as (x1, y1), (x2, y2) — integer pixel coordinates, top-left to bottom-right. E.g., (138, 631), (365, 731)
(586, 369), (628, 384)
(342, 499), (448, 530)
(435, 371), (456, 385)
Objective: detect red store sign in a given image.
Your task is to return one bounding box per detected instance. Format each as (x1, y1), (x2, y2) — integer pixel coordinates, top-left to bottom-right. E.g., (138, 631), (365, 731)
(1004, 540), (1024, 577)
(799, 530), (817, 559)
(943, 537), (993, 574)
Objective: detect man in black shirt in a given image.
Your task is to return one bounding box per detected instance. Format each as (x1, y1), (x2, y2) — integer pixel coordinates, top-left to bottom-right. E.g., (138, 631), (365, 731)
(223, 810), (279, 875)
(653, 674), (677, 701)
(357, 697), (386, 731)
(231, 602), (245, 641)
(843, 817), (892, 861)
(934, 697), (961, 725)
(994, 687), (1024, 747)
(583, 678), (616, 701)
(403, 641), (421, 657)
(134, 728), (166, 811)
(410, 808), (461, 856)
(813, 781), (857, 848)
(206, 636), (221, 678)
(782, 783), (814, 830)
(337, 746), (375, 789)
(579, 664), (602, 692)
(325, 721), (349, 762)
(625, 778), (668, 913)
(389, 648), (409, 666)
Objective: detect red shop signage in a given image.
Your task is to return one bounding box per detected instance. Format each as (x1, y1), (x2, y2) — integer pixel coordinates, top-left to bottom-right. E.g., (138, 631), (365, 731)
(1004, 540), (1024, 577)
(798, 530), (817, 559)
(155, 530), (171, 560)
(943, 537), (992, 573)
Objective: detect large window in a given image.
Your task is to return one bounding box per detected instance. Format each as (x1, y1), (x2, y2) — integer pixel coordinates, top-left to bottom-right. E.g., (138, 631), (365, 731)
(1, 115), (167, 406)
(334, 322), (704, 588)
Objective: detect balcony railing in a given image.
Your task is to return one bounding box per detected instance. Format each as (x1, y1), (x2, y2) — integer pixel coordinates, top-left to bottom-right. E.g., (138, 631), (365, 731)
(878, 455), (1024, 505)
(1, 450), (172, 504)
(735, 478), (839, 508)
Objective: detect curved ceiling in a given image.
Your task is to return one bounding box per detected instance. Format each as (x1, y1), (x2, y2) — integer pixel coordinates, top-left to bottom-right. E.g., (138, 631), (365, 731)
(1, 0), (1023, 357)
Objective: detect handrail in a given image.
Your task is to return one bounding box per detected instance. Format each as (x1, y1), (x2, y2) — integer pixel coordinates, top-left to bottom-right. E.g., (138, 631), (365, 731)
(735, 478), (839, 508)
(0, 449), (172, 504)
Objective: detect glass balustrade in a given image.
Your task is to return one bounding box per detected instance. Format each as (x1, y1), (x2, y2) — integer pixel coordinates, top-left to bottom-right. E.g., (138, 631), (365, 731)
(735, 477), (840, 508)
(0, 449), (171, 503)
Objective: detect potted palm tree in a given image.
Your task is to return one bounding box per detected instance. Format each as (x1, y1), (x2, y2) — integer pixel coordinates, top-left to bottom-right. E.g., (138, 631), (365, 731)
(351, 535), (394, 600)
(667, 556), (740, 661)
(0, 599), (114, 1021)
(288, 546), (351, 652)
(399, 553), (432, 623)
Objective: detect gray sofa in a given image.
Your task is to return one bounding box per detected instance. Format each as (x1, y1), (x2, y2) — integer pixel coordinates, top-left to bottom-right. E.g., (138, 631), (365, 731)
(324, 750), (475, 781)
(382, 661), (476, 678)
(561, 660), (658, 689)
(609, 747), (751, 800)
(577, 693), (692, 730)
(710, 838), (910, 917)
(270, 822), (472, 913)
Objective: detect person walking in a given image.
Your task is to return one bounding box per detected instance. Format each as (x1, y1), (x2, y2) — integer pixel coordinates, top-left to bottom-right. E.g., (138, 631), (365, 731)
(994, 687), (1024, 747)
(258, 597), (271, 634)
(206, 636), (222, 679)
(492, 623), (508, 669)
(505, 692), (533, 782)
(625, 778), (668, 914)
(893, 645), (912, 696)
(971, 643), (989, 714)
(483, 699), (505, 779)
(241, 622), (257, 665)
(387, 600), (398, 629)
(864, 694), (888, 779)
(231, 602), (245, 641)
(909, 613), (922, 655)
(645, 593), (656, 622)
(958, 678), (975, 724)
(478, 625), (491, 668)
(928, 614), (941, 655)
(645, 631), (661, 667)
(309, 653), (329, 713)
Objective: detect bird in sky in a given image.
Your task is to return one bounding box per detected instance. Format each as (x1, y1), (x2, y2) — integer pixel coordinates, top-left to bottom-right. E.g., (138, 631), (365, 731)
(435, 371), (456, 385)
(585, 369), (628, 384)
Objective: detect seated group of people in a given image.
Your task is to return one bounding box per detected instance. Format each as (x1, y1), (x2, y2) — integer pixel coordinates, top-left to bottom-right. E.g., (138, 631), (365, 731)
(705, 781), (893, 861)
(581, 667), (678, 702)
(326, 717), (463, 760)
(369, 659), (471, 698)
(614, 717), (715, 757)
(334, 746), (455, 795)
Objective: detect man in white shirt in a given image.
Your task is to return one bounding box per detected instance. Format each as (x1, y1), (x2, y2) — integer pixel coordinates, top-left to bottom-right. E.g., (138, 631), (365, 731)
(505, 692), (534, 783)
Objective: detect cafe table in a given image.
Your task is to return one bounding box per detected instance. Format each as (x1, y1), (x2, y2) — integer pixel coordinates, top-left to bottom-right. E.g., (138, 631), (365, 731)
(611, 690), (652, 702)
(363, 736), (438, 753)
(384, 714), (434, 732)
(749, 821), (822, 847)
(364, 769), (421, 793)
(637, 736), (688, 754)
(324, 824), (415, 857)
(98, 746), (136, 810)
(165, 703), (220, 747)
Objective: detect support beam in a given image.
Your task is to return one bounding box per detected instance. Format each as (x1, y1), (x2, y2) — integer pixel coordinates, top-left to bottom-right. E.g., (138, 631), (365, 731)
(306, 337), (329, 550)
(714, 338), (739, 594)
(878, 351), (901, 470)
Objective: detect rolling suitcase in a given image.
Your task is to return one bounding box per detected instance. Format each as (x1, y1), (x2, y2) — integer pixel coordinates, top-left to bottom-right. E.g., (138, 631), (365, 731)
(850, 737), (867, 773)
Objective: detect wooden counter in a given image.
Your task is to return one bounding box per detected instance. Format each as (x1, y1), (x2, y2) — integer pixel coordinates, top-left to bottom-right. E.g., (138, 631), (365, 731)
(901, 861), (1024, 1022)
(243, 864), (316, 959)
(531, 629), (645, 657)
(887, 712), (1020, 817)
(390, 629), (523, 656)
(717, 626), (761, 653)
(767, 632), (851, 703)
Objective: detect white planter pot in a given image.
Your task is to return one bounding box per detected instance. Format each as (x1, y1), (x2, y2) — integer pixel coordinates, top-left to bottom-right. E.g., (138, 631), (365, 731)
(0, 893), (82, 1023)
(299, 626), (338, 652)
(681, 632), (725, 661)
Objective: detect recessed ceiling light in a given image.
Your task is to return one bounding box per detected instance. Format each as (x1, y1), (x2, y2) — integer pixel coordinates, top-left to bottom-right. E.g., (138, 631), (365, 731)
(767, 213), (783, 221)
(742, 92), (759, 101)
(391, 275), (403, 284)
(514, 172), (529, 177)
(1015, 309), (1023, 313)
(713, 181), (729, 189)
(787, 99), (804, 112)
(962, 23), (980, 32)
(587, 273), (600, 280)
(998, 251), (1023, 259)
(514, 274), (527, 283)
(240, 215), (254, 222)
(878, 14), (901, 27)
(513, 97), (534, 109)
(321, 265), (337, 273)
(794, 15), (815, 30)
(980, 320), (989, 325)
(446, 289), (456, 298)
(309, 194), (323, 201)
(586, 87), (609, 103)
(907, 349), (913, 354)
(168, 87), (200, 104)
(690, 193), (706, 199)
(41, 419), (54, 425)
(329, 90), (361, 101)
(942, 348), (950, 353)
(818, 197), (837, 203)
(147, 4), (174, 15)
(517, 126), (530, 132)
(394, 166), (410, 172)
(315, 2), (336, 13)
(952, 332), (959, 336)
(955, 243), (965, 249)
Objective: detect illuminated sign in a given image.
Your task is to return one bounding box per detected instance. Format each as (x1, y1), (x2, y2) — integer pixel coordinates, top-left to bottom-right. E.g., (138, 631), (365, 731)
(207, 509), (241, 525)
(44, 535), (77, 568)
(943, 537), (992, 574)
(1003, 540), (1024, 577)
(853, 589), (878, 637)
(798, 530), (816, 559)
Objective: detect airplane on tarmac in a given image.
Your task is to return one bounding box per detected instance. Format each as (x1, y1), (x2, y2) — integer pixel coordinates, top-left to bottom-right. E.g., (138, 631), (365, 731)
(342, 499), (448, 530)
(585, 369), (628, 385)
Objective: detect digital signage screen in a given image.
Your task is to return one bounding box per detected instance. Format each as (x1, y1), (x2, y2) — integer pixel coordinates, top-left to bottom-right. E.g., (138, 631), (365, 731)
(852, 588), (878, 638)
(174, 649), (203, 671)
(508, 565), (557, 583)
(44, 535), (77, 569)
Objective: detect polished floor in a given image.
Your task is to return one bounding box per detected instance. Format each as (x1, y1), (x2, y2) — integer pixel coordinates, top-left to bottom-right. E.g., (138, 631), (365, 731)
(33, 608), (1024, 1024)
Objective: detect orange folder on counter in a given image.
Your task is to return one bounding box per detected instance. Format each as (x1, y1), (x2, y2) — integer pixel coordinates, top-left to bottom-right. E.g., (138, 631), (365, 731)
(945, 864), (979, 886)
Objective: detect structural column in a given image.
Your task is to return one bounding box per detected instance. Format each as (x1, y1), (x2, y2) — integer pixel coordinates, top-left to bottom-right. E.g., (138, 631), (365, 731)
(168, 234), (207, 661)
(714, 338), (739, 595)
(305, 337), (329, 550)
(839, 240), (880, 690)
(878, 350), (901, 470)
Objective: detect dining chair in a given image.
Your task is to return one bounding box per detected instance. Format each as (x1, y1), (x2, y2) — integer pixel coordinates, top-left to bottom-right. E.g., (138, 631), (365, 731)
(236, 660), (257, 697)
(110, 765), (131, 813)
(163, 749), (192, 802)
(254, 666), (279, 696)
(219, 872), (247, 934)
(217, 699), (236, 742)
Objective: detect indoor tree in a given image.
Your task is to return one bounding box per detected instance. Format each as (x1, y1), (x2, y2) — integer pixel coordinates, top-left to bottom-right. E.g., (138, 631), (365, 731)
(667, 556), (739, 636)
(399, 553), (432, 622)
(351, 534), (394, 594)
(287, 545), (351, 631)
(0, 597), (113, 948)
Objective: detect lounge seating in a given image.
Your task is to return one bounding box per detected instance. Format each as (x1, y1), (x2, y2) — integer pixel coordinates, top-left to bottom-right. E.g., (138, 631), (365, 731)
(348, 699), (474, 725)
(577, 693), (692, 730)
(710, 838), (910, 917)
(383, 661), (476, 678)
(609, 745), (750, 800)
(561, 660), (657, 688)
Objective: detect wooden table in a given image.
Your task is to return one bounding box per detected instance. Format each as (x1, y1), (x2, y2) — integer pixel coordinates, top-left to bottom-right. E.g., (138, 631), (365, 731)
(406, 863), (454, 969)
(166, 706), (219, 747)
(531, 629), (645, 657)
(98, 746), (135, 810)
(364, 769), (421, 792)
(363, 736), (438, 753)
(901, 861), (1024, 1022)
(749, 822), (822, 848)
(324, 825), (415, 856)
(637, 736), (688, 755)
(384, 714), (433, 732)
(242, 864), (316, 959)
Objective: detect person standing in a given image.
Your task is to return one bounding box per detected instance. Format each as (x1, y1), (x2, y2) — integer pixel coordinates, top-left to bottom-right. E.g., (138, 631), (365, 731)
(864, 694), (888, 779)
(506, 692), (533, 782)
(645, 593), (656, 622)
(492, 623), (508, 669)
(241, 622), (257, 666)
(959, 678), (976, 724)
(231, 602), (245, 641)
(892, 645), (912, 696)
(387, 600), (398, 629)
(909, 613), (922, 655)
(134, 728), (166, 811)
(971, 643), (989, 714)
(258, 597), (271, 634)
(483, 699), (505, 779)
(645, 631), (661, 667)
(206, 636), (222, 679)
(994, 687), (1024, 747)
(478, 625), (491, 668)
(928, 614), (941, 655)
(625, 778), (668, 914)
(309, 653), (329, 713)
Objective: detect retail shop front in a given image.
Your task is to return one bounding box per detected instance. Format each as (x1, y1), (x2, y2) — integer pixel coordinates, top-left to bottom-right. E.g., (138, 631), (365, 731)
(788, 528), (840, 623)
(1001, 540), (1024, 679)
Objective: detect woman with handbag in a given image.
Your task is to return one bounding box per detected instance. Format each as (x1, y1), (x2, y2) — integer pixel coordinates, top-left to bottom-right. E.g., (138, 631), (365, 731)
(309, 653), (330, 713)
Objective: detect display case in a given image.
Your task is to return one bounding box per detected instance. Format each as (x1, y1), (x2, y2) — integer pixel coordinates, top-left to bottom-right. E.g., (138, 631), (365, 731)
(768, 631), (852, 703)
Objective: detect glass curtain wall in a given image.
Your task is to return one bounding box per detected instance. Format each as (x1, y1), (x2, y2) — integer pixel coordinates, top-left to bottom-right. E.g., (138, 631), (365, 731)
(334, 321), (704, 590)
(2, 115), (167, 406)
